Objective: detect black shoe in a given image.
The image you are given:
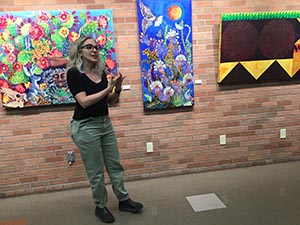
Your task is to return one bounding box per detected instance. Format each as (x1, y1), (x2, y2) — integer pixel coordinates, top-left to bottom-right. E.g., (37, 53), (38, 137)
(95, 206), (115, 223)
(119, 198), (143, 213)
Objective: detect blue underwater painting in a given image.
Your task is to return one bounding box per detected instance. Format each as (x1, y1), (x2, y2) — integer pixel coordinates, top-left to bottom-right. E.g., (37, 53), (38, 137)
(0, 9), (116, 108)
(137, 0), (194, 110)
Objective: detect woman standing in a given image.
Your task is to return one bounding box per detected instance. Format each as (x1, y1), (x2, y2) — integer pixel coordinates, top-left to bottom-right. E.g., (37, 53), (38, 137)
(66, 36), (143, 223)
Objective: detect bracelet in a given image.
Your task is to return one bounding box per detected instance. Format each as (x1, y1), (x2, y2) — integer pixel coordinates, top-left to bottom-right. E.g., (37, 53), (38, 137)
(114, 88), (122, 94)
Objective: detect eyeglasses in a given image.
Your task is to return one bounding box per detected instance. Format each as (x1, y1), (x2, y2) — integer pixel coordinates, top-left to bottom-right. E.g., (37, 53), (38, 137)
(80, 44), (101, 51)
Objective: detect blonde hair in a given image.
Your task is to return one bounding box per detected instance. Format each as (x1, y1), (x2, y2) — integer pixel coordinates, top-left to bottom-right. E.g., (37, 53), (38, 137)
(66, 35), (104, 76)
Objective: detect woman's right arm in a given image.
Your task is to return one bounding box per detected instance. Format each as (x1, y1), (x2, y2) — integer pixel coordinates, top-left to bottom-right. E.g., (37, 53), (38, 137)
(74, 86), (113, 108)
(68, 68), (117, 108)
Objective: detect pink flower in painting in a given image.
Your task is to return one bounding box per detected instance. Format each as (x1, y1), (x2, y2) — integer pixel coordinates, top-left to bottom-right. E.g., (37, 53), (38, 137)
(0, 79), (9, 88)
(68, 31), (80, 43)
(12, 62), (23, 72)
(0, 63), (9, 74)
(106, 58), (115, 70)
(58, 11), (70, 23)
(98, 15), (108, 28)
(15, 84), (26, 93)
(96, 34), (107, 47)
(29, 25), (44, 40)
(50, 49), (63, 58)
(59, 27), (69, 38)
(0, 16), (7, 29)
(2, 42), (14, 54)
(37, 11), (50, 23)
(36, 57), (50, 69)
(6, 53), (16, 63)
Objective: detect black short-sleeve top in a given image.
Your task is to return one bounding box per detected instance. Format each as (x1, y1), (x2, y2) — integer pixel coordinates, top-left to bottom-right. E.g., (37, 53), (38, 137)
(67, 67), (109, 120)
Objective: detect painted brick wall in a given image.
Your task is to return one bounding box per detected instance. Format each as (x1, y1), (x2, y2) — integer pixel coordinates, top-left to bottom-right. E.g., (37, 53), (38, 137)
(1, 0), (300, 198)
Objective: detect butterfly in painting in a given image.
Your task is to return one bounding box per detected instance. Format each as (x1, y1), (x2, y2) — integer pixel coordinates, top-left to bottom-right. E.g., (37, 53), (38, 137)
(156, 29), (163, 38)
(142, 48), (158, 61)
(139, 0), (163, 33)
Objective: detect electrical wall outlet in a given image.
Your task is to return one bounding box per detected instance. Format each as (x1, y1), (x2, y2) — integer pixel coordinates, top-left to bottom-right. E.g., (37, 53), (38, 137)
(280, 129), (286, 139)
(146, 142), (153, 153)
(67, 151), (75, 165)
(220, 135), (226, 145)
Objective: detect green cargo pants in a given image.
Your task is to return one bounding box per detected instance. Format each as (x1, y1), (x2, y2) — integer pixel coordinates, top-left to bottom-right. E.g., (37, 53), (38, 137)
(70, 115), (129, 208)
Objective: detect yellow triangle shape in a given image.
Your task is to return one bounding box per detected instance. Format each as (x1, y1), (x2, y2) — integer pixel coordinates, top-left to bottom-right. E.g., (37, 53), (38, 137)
(240, 60), (274, 80)
(292, 39), (300, 76)
(218, 62), (238, 83)
(277, 59), (293, 77)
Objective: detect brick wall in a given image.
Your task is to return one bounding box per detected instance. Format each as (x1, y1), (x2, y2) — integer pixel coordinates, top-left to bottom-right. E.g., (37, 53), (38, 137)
(1, 0), (300, 198)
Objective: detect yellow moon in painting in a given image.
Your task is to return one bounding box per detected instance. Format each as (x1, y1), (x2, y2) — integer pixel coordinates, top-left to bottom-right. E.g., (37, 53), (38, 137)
(168, 5), (182, 21)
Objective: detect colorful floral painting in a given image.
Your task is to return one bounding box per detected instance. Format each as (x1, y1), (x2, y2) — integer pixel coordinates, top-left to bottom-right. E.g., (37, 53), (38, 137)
(136, 0), (194, 110)
(0, 9), (117, 108)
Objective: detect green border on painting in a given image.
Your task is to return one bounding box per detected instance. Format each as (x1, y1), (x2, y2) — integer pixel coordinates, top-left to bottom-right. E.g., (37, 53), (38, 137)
(222, 11), (300, 21)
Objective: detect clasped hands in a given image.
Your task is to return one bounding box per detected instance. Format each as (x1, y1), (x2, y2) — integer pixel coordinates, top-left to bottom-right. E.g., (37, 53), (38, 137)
(107, 72), (126, 92)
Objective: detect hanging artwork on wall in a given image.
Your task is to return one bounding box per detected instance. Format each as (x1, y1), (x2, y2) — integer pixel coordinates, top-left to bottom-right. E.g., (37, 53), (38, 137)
(136, 0), (194, 110)
(0, 9), (117, 108)
(218, 11), (300, 85)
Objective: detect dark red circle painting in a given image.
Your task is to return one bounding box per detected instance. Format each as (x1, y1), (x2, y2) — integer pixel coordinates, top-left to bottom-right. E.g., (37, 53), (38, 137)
(259, 20), (295, 58)
(221, 21), (258, 61)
